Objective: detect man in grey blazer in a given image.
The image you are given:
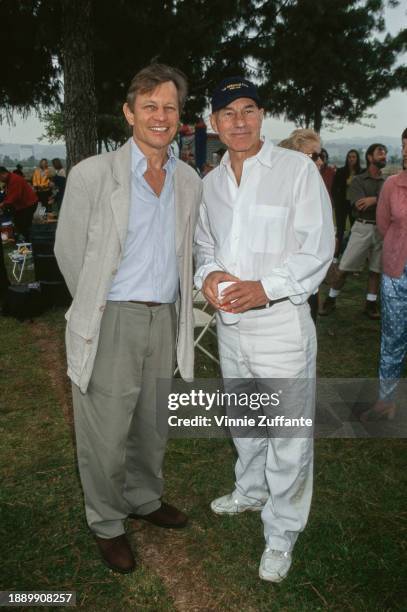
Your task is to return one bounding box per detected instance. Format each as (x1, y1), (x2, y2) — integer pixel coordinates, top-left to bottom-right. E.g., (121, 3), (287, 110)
(55, 64), (202, 574)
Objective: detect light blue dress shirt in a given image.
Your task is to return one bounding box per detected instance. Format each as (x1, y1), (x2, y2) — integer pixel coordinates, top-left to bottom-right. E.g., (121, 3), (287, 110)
(108, 139), (178, 302)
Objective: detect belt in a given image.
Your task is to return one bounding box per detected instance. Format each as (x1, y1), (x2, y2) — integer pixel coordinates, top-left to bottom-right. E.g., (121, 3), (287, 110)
(356, 218), (376, 225)
(251, 296), (289, 311)
(129, 300), (162, 307)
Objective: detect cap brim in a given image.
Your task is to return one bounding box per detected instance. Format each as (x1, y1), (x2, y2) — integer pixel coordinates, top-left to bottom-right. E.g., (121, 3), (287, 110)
(212, 93), (260, 113)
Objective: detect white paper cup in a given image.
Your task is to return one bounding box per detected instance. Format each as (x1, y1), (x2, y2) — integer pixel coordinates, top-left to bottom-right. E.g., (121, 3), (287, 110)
(218, 281), (240, 325)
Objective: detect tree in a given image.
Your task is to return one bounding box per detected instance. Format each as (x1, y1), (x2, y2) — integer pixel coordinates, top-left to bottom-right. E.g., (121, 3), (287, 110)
(253, 0), (407, 132)
(91, 0), (254, 123)
(40, 108), (129, 153)
(17, 0), (253, 163)
(2, 155), (16, 168)
(10, 0), (406, 161)
(39, 110), (65, 144)
(21, 155), (38, 169)
(61, 0), (97, 169)
(0, 0), (60, 123)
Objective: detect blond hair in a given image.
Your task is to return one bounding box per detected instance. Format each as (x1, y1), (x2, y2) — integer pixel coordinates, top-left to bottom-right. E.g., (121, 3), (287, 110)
(278, 128), (321, 153)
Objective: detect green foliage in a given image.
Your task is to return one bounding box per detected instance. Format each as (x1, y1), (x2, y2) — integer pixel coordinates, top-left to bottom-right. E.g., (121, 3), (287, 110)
(40, 108), (130, 150)
(91, 0), (252, 122)
(253, 0), (406, 131)
(0, 0), (60, 123)
(2, 0), (406, 138)
(39, 110), (65, 144)
(21, 155), (40, 168)
(0, 308), (174, 610)
(97, 112), (129, 151)
(1, 155), (17, 167)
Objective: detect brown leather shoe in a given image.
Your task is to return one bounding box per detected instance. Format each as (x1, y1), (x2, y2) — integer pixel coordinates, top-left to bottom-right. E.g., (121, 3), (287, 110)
(364, 300), (380, 320)
(129, 502), (188, 529)
(94, 534), (136, 574)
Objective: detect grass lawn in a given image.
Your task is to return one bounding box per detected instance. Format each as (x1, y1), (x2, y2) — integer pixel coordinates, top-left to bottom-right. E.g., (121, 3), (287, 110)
(0, 255), (406, 610)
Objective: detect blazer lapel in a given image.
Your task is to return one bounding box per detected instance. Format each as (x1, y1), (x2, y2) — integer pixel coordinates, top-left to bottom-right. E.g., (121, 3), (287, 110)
(110, 141), (132, 250)
(174, 162), (192, 254)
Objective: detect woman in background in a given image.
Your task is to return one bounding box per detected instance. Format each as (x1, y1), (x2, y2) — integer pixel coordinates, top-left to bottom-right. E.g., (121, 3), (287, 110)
(332, 149), (362, 261)
(320, 148), (336, 202)
(32, 158), (52, 210)
(51, 158), (66, 213)
(362, 128), (407, 421)
(278, 128), (324, 170)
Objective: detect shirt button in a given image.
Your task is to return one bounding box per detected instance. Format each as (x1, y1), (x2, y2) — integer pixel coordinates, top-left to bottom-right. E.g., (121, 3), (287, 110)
(112, 269), (118, 276)
(99, 305), (105, 312)
(86, 339), (92, 344)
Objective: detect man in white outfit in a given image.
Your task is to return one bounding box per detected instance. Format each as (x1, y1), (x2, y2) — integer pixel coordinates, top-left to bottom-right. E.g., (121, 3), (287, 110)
(194, 77), (334, 582)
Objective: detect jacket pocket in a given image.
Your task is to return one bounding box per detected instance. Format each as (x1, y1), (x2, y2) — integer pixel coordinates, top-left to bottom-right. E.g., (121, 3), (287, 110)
(65, 315), (95, 378)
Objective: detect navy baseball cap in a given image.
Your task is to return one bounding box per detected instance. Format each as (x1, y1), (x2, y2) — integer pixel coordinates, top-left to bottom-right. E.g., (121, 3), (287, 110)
(211, 76), (261, 113)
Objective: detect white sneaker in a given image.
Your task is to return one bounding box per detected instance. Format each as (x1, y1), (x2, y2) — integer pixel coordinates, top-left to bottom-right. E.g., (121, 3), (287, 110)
(259, 548), (292, 583)
(210, 493), (266, 515)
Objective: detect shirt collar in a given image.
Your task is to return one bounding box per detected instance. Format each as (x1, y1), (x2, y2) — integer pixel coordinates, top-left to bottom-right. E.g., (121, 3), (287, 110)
(130, 137), (176, 176)
(256, 138), (274, 168)
(362, 168), (385, 181)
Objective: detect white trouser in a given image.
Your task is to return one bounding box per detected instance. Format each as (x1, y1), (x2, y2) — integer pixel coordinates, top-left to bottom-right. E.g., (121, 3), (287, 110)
(217, 300), (316, 552)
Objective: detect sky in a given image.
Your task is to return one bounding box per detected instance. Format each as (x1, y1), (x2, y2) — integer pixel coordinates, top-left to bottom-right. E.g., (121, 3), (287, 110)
(1, 2), (406, 146)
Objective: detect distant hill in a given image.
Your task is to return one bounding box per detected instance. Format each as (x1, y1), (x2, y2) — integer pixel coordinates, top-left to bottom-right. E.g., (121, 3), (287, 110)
(0, 135), (402, 166)
(322, 135), (401, 162)
(324, 135), (401, 146)
(0, 142), (66, 162)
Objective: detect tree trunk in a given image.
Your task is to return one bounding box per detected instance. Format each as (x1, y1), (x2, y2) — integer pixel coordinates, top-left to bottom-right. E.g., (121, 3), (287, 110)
(313, 107), (322, 134)
(61, 0), (97, 171)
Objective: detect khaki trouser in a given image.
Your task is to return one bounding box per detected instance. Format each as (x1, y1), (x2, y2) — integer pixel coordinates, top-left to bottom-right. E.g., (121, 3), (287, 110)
(339, 220), (383, 273)
(72, 300), (176, 538)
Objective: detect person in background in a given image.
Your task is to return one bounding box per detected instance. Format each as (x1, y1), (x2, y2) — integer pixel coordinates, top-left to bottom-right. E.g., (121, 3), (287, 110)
(361, 129), (407, 421)
(278, 129), (324, 171)
(278, 128), (329, 323)
(201, 162), (214, 177)
(331, 149), (362, 261)
(319, 148), (336, 201)
(32, 158), (52, 210)
(51, 158), (66, 213)
(13, 164), (24, 177)
(181, 150), (201, 176)
(0, 166), (38, 242)
(320, 143), (387, 320)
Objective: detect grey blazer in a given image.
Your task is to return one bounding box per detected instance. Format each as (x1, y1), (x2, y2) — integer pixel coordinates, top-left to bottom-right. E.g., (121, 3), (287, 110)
(55, 140), (202, 393)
